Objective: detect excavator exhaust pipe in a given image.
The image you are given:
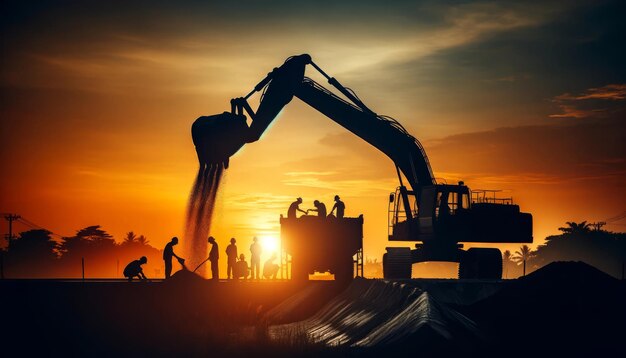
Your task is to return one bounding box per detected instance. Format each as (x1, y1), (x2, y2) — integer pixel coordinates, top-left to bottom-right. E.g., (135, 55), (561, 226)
(191, 112), (248, 171)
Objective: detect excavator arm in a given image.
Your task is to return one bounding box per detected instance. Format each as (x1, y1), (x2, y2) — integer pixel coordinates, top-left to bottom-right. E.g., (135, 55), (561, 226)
(224, 54), (435, 196)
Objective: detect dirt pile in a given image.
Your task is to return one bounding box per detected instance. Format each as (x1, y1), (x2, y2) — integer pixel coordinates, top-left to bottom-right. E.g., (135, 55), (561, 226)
(165, 268), (206, 286)
(467, 261), (626, 357)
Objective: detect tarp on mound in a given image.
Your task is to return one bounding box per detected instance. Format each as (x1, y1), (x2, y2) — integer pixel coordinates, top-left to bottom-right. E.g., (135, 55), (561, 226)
(263, 282), (344, 324)
(269, 278), (482, 348)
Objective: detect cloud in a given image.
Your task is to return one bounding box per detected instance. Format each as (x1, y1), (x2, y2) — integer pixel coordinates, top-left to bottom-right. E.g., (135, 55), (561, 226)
(554, 84), (626, 101)
(0, 0), (558, 96)
(550, 84), (626, 118)
(426, 114), (625, 181)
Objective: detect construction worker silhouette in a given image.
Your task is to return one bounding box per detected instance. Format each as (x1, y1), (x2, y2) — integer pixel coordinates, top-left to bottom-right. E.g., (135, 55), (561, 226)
(163, 237), (184, 279)
(234, 254), (250, 279)
(308, 200), (327, 218)
(287, 197), (307, 218)
(263, 252), (280, 280)
(208, 236), (219, 281)
(250, 237), (262, 279)
(330, 195), (345, 218)
(123, 256), (148, 281)
(226, 237), (238, 279)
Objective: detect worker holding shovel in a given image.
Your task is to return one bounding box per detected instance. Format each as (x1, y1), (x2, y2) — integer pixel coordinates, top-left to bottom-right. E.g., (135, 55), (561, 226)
(208, 236), (219, 280)
(163, 237), (185, 279)
(192, 236), (220, 281)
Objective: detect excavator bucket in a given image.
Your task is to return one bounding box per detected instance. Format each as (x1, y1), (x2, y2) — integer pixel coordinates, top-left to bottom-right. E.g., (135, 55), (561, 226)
(191, 111), (248, 170)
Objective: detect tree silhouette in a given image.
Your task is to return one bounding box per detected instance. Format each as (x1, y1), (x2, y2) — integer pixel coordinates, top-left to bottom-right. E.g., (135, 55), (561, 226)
(558, 221), (591, 235)
(4, 229), (58, 278)
(124, 231), (137, 244)
(3, 225), (165, 278)
(58, 225), (118, 277)
(502, 250), (514, 278)
(512, 245), (533, 276)
(136, 235), (149, 245)
(532, 221), (626, 278)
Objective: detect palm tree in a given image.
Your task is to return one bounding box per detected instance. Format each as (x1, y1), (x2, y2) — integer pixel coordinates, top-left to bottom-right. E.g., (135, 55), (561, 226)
(124, 231), (137, 244)
(136, 235), (149, 245)
(502, 250), (513, 278)
(558, 221), (591, 235)
(512, 245), (533, 276)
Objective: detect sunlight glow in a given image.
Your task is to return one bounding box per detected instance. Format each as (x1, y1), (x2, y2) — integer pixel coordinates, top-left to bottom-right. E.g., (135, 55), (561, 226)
(260, 235), (280, 256)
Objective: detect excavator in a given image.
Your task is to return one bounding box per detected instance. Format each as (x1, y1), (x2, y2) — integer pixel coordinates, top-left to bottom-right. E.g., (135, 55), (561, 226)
(192, 54), (532, 280)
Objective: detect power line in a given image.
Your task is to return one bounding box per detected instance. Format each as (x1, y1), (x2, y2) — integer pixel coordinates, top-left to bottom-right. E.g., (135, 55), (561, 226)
(605, 211), (626, 223)
(1, 213), (67, 239)
(17, 217), (66, 238)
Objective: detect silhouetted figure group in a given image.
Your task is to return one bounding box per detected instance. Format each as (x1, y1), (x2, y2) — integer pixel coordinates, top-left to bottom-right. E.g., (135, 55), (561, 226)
(288, 195), (346, 219)
(122, 228), (299, 282)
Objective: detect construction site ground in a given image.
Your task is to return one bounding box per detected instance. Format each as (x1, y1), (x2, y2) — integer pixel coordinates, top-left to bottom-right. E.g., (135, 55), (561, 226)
(1, 262), (624, 357)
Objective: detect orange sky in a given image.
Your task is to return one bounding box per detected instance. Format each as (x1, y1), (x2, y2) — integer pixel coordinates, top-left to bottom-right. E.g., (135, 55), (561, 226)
(1, 1), (624, 276)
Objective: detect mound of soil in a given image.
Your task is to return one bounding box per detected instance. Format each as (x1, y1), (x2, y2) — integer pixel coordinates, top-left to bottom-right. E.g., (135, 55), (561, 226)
(166, 268), (206, 285)
(467, 261), (626, 357)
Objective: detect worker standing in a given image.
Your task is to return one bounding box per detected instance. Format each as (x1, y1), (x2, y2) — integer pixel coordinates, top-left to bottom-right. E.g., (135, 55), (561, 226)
(226, 237), (238, 280)
(330, 195), (345, 218)
(163, 237), (185, 279)
(208, 236), (219, 281)
(250, 237), (262, 280)
(287, 197), (307, 218)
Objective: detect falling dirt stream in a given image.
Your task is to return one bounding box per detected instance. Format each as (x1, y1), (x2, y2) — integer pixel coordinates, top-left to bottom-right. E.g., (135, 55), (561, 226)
(184, 165), (224, 277)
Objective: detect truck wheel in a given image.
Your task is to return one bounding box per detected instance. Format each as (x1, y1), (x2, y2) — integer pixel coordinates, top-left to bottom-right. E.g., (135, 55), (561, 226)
(383, 247), (412, 279)
(459, 248), (502, 279)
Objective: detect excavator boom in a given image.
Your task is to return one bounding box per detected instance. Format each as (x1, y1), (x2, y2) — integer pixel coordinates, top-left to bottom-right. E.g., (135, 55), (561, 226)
(198, 54), (435, 194)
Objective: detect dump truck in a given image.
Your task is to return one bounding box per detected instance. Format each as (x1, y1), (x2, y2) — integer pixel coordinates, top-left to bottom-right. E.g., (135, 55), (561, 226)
(280, 215), (363, 281)
(192, 54), (533, 280)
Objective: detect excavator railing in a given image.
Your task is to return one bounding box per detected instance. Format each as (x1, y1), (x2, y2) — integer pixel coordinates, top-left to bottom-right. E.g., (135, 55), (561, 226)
(471, 189), (514, 205)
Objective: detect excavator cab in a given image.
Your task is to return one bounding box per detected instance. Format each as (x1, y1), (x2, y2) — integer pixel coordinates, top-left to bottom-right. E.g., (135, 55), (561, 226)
(388, 183), (471, 242)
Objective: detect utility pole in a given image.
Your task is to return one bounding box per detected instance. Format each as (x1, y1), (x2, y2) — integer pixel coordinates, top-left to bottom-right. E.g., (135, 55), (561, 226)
(4, 214), (21, 246)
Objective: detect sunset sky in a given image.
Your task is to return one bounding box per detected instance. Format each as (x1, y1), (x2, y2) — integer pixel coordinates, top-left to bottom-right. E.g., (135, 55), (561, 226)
(1, 1), (624, 274)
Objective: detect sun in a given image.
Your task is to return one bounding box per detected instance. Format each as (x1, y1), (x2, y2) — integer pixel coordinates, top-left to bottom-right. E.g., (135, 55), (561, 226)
(260, 235), (280, 255)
